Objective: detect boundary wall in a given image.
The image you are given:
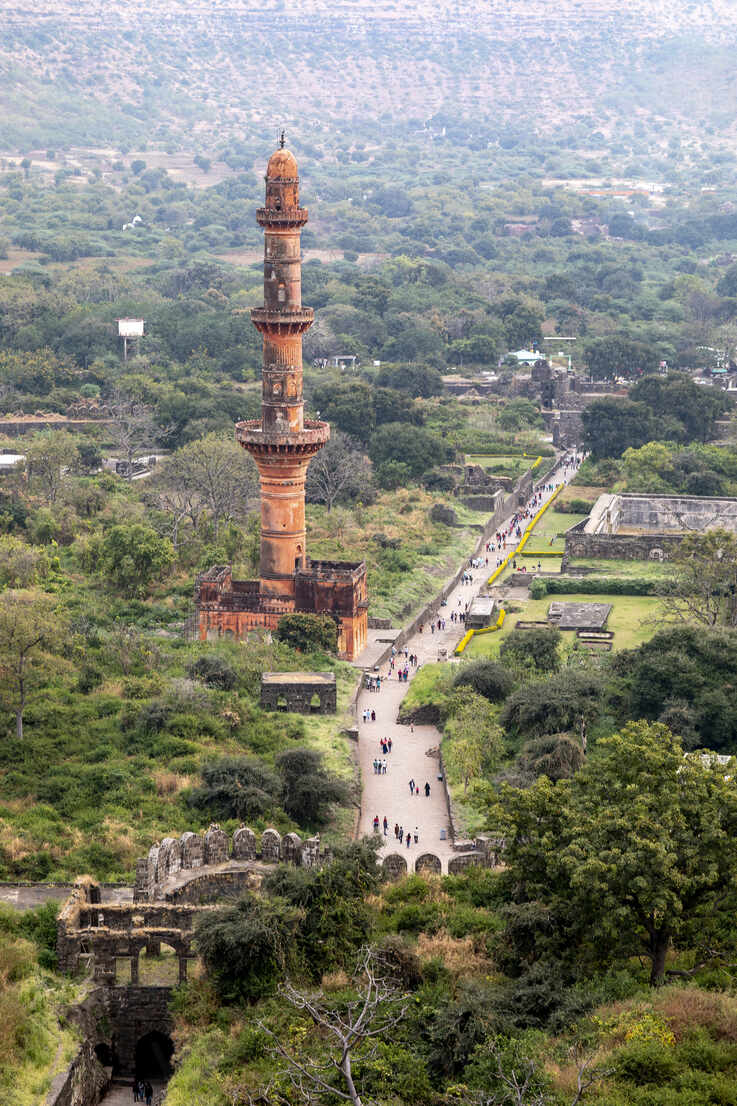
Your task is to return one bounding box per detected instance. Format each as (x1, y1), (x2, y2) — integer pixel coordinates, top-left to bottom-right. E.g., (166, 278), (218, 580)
(135, 823), (324, 901)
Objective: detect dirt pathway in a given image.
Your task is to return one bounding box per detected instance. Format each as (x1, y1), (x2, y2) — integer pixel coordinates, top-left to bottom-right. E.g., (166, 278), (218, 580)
(356, 454), (579, 871)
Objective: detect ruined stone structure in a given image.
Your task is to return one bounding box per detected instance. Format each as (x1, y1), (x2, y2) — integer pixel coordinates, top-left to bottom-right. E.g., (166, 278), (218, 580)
(565, 491), (737, 560)
(380, 835), (502, 880)
(133, 824), (326, 902)
(260, 671), (337, 713)
(194, 143), (368, 660)
(57, 879), (203, 984)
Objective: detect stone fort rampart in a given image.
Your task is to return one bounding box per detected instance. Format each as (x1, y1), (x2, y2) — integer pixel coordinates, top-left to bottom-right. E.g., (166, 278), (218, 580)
(135, 823), (325, 901)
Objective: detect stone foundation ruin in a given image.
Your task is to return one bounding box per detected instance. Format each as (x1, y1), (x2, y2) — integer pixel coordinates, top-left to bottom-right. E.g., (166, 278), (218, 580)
(260, 671), (337, 713)
(565, 492), (737, 560)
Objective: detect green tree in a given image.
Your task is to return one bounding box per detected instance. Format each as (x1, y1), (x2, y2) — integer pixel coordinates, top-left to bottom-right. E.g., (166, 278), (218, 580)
(276, 612), (338, 654)
(276, 747), (349, 826)
(499, 626), (562, 674)
(263, 839), (381, 977)
(493, 721), (737, 986)
(0, 589), (61, 739)
(630, 374), (730, 443)
(25, 431), (79, 504)
(661, 529), (737, 629)
(620, 441), (675, 491)
(187, 756), (279, 821)
(376, 363), (443, 398)
(445, 691), (503, 793)
(99, 523), (175, 596)
(581, 398), (655, 459)
(584, 336), (659, 380)
(368, 423), (452, 479)
(195, 893), (301, 1003)
(500, 670), (606, 740)
(0, 536), (49, 589)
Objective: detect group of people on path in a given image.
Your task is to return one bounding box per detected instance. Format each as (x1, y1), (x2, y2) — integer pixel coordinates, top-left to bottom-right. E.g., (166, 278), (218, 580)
(132, 1080), (154, 1106)
(361, 450), (581, 860)
(409, 778), (431, 797)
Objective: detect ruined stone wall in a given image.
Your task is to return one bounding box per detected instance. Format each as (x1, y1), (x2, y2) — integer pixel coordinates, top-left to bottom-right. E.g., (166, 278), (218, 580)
(260, 678), (337, 713)
(45, 1040), (108, 1106)
(135, 825), (326, 901)
(380, 836), (501, 879)
(105, 987), (174, 1077)
(565, 526), (683, 561)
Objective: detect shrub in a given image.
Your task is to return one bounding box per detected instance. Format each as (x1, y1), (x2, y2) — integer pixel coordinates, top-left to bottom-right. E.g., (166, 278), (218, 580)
(188, 654), (237, 690)
(453, 659), (515, 703)
(544, 576), (668, 596)
(529, 577), (547, 599)
(500, 626), (562, 673)
(391, 901), (443, 935)
(187, 756), (280, 821)
(276, 612), (338, 654)
(615, 1039), (680, 1084)
(555, 497), (592, 514)
(276, 747), (349, 826)
(195, 894), (300, 1002)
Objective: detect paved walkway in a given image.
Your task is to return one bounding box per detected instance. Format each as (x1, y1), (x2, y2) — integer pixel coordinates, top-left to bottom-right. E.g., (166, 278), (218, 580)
(99, 1081), (166, 1106)
(355, 454), (579, 872)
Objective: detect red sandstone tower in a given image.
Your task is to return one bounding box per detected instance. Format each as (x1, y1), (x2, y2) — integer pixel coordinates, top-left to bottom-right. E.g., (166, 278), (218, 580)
(195, 143), (368, 660)
(236, 142), (329, 611)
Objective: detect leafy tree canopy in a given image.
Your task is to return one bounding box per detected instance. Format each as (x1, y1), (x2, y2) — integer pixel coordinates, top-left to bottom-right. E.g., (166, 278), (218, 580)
(492, 721), (737, 986)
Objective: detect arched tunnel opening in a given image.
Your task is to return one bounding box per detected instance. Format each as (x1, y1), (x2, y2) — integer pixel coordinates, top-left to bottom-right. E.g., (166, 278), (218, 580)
(134, 1031), (174, 1080)
(95, 1042), (114, 1068)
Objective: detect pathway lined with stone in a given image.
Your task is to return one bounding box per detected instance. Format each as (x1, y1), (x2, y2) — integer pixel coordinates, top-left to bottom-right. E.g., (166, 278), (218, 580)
(355, 453), (580, 872)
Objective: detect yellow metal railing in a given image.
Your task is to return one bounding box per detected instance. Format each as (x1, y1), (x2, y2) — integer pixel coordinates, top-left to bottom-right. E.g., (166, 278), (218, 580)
(454, 607), (506, 655)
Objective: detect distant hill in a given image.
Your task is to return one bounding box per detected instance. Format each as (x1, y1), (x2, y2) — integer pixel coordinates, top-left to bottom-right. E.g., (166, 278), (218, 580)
(2, 0), (737, 150)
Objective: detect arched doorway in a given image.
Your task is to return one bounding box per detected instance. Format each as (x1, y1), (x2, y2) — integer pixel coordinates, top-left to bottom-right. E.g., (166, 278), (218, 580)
(135, 1031), (174, 1079)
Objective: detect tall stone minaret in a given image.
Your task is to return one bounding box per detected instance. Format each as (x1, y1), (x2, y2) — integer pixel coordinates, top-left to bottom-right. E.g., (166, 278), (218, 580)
(237, 141), (329, 610)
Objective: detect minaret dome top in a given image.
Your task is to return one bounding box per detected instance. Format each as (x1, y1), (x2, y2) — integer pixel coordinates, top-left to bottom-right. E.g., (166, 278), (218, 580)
(266, 148), (298, 180)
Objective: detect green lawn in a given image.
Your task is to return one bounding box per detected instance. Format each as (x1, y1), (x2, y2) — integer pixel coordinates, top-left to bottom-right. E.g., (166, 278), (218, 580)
(567, 557), (675, 579)
(526, 510), (582, 551)
(466, 593), (663, 657)
(466, 454), (530, 478)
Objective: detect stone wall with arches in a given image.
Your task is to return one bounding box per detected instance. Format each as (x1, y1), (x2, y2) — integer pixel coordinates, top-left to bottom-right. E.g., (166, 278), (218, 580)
(135, 824), (326, 901)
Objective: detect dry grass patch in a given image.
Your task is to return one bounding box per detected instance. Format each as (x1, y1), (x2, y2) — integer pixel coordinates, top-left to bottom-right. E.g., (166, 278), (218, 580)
(654, 987), (737, 1043)
(153, 770), (193, 796)
(322, 970), (350, 990)
(416, 931), (491, 977)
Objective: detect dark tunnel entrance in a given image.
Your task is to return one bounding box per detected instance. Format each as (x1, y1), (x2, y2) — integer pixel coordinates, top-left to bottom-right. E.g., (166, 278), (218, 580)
(134, 1031), (174, 1079)
(95, 1042), (114, 1068)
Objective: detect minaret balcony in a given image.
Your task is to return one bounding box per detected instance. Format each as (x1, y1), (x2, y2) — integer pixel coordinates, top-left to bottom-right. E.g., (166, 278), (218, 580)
(256, 207), (308, 228)
(250, 307), (314, 335)
(236, 418), (330, 454)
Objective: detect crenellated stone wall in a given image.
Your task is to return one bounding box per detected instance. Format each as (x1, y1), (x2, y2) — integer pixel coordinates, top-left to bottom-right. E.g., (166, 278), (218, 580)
(134, 824), (326, 901)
